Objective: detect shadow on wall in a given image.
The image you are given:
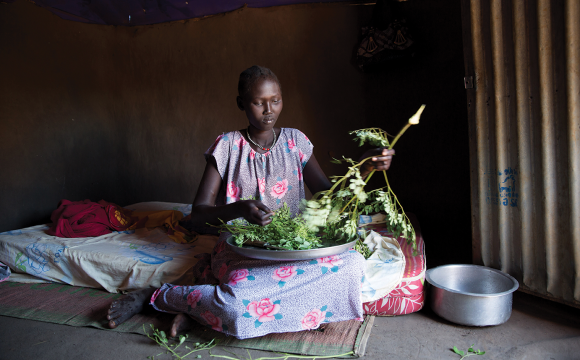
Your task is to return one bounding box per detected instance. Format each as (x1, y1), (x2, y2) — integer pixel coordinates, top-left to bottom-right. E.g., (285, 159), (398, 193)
(0, 0), (470, 266)
(357, 0), (470, 266)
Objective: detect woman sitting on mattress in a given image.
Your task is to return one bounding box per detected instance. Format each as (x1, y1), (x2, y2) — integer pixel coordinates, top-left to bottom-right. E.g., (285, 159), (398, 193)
(106, 66), (395, 339)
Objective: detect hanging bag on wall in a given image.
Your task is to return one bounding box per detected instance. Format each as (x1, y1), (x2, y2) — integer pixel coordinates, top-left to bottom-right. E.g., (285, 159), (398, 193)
(355, 0), (417, 72)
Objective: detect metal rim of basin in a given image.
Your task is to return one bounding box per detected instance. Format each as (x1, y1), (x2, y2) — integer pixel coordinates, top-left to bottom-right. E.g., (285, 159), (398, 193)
(226, 235), (357, 261)
(426, 264), (519, 298)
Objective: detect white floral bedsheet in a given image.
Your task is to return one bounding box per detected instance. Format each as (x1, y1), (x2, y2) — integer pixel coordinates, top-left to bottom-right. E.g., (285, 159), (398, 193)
(0, 202), (217, 293)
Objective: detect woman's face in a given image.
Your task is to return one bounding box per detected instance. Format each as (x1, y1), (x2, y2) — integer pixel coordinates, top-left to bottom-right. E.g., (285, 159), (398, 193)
(238, 78), (283, 131)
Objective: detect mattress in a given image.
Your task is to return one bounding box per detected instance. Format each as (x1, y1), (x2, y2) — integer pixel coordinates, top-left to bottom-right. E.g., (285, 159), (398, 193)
(362, 221), (426, 316)
(0, 202), (217, 293)
(1, 202), (426, 316)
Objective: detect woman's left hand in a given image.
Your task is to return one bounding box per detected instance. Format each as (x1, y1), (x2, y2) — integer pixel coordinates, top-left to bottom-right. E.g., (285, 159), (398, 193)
(360, 148), (395, 178)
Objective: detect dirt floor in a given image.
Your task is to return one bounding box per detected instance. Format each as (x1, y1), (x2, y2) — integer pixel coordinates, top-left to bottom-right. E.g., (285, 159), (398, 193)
(1, 291), (580, 360)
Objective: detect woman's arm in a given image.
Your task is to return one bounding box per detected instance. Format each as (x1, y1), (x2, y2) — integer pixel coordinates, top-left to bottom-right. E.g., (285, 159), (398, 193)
(359, 148), (395, 179)
(190, 158), (273, 227)
(302, 154), (332, 195)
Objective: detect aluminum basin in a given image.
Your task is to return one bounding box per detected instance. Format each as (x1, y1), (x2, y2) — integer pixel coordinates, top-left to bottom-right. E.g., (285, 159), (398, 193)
(426, 264), (519, 326)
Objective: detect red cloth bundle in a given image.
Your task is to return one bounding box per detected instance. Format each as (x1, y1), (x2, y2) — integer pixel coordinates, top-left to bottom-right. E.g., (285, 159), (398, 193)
(46, 199), (135, 238)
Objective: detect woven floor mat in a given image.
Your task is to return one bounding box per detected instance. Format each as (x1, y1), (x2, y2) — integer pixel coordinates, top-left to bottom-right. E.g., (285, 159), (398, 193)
(0, 281), (373, 357)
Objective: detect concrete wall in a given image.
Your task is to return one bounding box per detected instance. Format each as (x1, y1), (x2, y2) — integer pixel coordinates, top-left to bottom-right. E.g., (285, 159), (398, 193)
(0, 0), (469, 265)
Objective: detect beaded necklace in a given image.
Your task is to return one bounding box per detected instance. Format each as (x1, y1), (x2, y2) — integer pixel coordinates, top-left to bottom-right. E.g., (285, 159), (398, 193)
(246, 127), (277, 151)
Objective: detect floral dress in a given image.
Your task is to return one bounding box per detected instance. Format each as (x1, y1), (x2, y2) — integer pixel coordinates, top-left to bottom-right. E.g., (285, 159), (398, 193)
(150, 128), (365, 339)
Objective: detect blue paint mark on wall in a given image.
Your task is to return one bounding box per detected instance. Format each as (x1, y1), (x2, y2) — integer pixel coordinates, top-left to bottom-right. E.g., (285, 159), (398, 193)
(484, 167), (519, 207)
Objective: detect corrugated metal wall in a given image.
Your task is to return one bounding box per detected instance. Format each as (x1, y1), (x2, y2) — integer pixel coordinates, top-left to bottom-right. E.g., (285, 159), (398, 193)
(462, 0), (580, 307)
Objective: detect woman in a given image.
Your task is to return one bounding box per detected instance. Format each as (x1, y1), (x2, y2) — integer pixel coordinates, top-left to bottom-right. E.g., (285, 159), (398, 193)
(107, 66), (394, 339)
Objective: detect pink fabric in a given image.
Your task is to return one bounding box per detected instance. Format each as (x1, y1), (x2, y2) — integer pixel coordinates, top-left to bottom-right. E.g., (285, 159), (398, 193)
(46, 199), (114, 238)
(363, 277), (426, 316)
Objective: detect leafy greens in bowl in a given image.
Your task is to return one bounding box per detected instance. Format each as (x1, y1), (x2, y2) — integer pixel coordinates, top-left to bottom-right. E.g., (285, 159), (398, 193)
(217, 203), (329, 251)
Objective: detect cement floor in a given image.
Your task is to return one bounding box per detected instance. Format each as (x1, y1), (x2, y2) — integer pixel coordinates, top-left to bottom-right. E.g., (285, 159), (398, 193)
(1, 291), (580, 360)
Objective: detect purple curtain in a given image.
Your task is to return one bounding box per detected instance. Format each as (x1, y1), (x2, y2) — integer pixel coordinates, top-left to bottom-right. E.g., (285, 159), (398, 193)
(6, 0), (346, 25)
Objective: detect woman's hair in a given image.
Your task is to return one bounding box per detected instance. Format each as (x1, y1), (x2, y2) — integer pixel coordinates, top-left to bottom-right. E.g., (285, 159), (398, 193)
(238, 66), (282, 99)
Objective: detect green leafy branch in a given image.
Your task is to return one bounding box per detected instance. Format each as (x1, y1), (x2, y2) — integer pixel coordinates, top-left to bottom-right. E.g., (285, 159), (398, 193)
(144, 324), (355, 360)
(302, 105), (426, 257)
(144, 324), (217, 360)
(452, 344), (486, 359)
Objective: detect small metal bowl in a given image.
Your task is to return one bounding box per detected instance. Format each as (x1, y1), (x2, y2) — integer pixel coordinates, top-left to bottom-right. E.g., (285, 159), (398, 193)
(426, 264), (519, 326)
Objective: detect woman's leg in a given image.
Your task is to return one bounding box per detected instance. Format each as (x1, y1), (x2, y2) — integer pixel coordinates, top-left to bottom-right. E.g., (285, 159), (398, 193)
(107, 288), (157, 328)
(150, 246), (366, 340)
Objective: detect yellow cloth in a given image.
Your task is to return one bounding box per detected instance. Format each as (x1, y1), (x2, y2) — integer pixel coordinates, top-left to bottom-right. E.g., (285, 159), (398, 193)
(129, 210), (197, 244)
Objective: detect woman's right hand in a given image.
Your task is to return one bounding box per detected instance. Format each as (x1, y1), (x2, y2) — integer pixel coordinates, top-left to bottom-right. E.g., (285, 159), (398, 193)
(235, 200), (274, 226)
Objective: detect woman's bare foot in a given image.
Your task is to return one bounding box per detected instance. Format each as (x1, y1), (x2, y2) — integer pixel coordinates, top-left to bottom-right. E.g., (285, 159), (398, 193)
(107, 288), (156, 328)
(170, 313), (196, 337)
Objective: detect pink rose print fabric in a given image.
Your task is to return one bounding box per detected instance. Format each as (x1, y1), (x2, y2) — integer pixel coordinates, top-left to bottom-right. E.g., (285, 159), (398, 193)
(200, 310), (226, 332)
(203, 128), (313, 216)
(214, 241), (226, 255)
(301, 306), (334, 330)
(150, 244), (364, 339)
(272, 266), (304, 287)
(294, 167), (303, 181)
(226, 182), (240, 203)
(270, 178), (292, 204)
(186, 289), (202, 311)
(148, 128), (364, 340)
(149, 288), (163, 305)
(243, 298), (283, 327)
(200, 265), (211, 281)
(218, 263), (228, 279)
(258, 178), (266, 197)
(285, 139), (297, 153)
(298, 149), (307, 168)
(310, 255), (344, 274)
(227, 268), (255, 286)
(234, 137), (247, 150)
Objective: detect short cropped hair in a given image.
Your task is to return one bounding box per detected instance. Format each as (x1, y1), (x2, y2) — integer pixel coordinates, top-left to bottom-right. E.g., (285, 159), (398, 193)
(238, 66), (282, 99)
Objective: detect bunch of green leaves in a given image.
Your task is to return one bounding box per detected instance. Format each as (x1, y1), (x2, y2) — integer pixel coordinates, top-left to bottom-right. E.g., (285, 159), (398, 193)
(354, 239), (373, 258)
(144, 324), (217, 360)
(452, 344), (486, 359)
(358, 188), (415, 241)
(302, 111), (426, 257)
(218, 203), (323, 250)
(350, 128), (391, 148)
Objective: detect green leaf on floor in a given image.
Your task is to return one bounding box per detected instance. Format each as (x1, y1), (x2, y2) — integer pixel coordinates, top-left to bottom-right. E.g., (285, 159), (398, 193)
(452, 344), (485, 359)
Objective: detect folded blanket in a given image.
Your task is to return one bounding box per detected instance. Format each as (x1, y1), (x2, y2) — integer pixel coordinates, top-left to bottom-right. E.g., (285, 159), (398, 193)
(47, 199), (130, 238)
(46, 199), (197, 244)
(131, 210), (197, 244)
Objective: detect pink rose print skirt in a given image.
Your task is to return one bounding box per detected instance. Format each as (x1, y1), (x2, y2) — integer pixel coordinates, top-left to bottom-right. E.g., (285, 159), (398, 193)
(150, 235), (365, 339)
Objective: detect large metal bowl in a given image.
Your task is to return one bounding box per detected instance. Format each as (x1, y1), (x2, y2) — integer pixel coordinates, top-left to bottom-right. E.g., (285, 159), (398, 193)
(226, 235), (357, 261)
(426, 264), (519, 326)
